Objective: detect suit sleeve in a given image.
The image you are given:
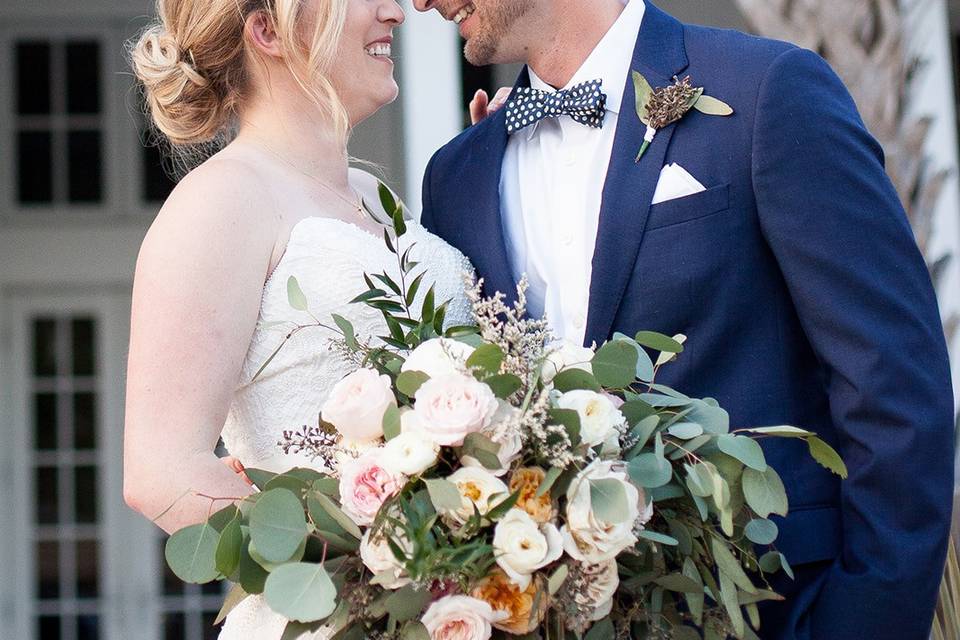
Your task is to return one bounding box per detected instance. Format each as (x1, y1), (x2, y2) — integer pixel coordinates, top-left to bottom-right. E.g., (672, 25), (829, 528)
(419, 152), (439, 231)
(752, 47), (954, 639)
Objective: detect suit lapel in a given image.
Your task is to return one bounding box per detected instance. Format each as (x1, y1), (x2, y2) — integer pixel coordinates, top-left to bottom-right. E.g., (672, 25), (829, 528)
(449, 68), (534, 308)
(584, 2), (690, 346)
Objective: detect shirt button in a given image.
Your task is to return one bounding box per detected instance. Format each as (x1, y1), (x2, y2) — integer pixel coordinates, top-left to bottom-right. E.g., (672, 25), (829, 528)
(561, 233), (574, 246)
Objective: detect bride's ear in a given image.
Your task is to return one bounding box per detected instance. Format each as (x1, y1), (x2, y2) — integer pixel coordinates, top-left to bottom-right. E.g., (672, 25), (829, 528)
(245, 10), (283, 59)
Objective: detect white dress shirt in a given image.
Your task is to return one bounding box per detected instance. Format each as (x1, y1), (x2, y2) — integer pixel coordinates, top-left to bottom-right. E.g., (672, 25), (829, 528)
(500, 0), (645, 343)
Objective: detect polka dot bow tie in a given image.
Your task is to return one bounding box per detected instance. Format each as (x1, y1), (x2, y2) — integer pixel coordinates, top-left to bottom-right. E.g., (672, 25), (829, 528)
(504, 79), (607, 134)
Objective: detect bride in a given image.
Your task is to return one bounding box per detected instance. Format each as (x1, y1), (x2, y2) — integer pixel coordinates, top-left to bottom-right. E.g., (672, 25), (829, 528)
(123, 0), (476, 636)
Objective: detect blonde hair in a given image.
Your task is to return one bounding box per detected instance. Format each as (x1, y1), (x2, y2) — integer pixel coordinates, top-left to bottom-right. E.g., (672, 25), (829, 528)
(130, 0), (350, 150)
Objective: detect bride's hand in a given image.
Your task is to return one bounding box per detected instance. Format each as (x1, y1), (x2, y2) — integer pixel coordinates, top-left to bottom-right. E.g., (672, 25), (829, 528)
(221, 455), (253, 486)
(469, 87), (512, 125)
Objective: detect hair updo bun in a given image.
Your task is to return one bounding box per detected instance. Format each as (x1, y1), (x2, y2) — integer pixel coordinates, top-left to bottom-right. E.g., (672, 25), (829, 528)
(131, 0), (351, 154)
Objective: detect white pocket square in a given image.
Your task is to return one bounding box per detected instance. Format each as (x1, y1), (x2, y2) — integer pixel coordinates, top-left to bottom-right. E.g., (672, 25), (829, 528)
(651, 163), (706, 205)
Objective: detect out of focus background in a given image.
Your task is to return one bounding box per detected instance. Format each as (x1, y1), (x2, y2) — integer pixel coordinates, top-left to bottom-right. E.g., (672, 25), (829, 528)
(0, 0), (957, 638)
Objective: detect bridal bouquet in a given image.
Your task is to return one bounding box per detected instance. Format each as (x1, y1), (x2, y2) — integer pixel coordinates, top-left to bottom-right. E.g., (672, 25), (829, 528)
(164, 186), (846, 640)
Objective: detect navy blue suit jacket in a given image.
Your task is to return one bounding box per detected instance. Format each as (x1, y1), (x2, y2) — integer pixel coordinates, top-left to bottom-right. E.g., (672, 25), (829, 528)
(421, 3), (954, 638)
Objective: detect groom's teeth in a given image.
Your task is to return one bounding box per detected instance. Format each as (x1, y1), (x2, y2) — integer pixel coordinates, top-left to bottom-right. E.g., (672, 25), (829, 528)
(453, 4), (475, 24)
(365, 43), (391, 57)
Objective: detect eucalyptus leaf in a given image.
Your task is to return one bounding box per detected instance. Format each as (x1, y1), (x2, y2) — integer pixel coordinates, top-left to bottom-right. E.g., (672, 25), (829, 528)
(585, 617), (614, 640)
(249, 489), (309, 564)
(215, 516), (243, 577)
(742, 466), (788, 518)
(710, 537), (757, 594)
(634, 330), (684, 353)
(668, 422), (704, 440)
(396, 370), (429, 397)
(385, 585), (432, 621)
(165, 522), (220, 584)
(632, 71), (654, 122)
(589, 478), (630, 524)
(214, 582), (250, 625)
(264, 562), (337, 622)
(591, 340), (638, 388)
(466, 343), (505, 376)
(744, 518), (779, 545)
(694, 94), (734, 116)
(717, 434), (767, 471)
(739, 426), (814, 438)
(637, 530), (679, 546)
(719, 571), (745, 638)
(655, 573), (703, 593)
(535, 466), (564, 499)
(286, 275), (308, 311)
(627, 452), (672, 488)
(382, 405), (402, 441)
(310, 491), (362, 539)
(552, 368), (602, 392)
(424, 478), (463, 512)
(548, 564), (569, 594)
(485, 373), (523, 398)
(808, 436), (848, 478)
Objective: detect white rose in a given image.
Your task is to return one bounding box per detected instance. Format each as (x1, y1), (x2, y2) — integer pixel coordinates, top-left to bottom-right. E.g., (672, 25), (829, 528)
(555, 390), (625, 450)
(381, 431), (439, 476)
(446, 467), (509, 524)
(574, 560), (620, 622)
(409, 374), (499, 446)
(321, 368), (396, 442)
(461, 401), (522, 476)
(541, 340), (595, 384)
(401, 338), (475, 379)
(561, 460), (651, 564)
(493, 508), (564, 590)
(359, 529), (410, 590)
(422, 595), (504, 640)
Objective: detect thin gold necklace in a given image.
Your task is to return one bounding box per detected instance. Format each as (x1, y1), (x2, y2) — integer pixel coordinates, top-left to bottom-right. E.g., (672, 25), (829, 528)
(253, 140), (367, 220)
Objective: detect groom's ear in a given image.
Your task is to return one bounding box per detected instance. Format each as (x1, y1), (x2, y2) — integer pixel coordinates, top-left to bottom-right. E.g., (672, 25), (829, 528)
(244, 11), (284, 59)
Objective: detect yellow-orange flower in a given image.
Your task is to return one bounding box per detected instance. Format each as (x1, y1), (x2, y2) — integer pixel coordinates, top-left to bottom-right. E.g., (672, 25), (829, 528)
(472, 568), (547, 634)
(509, 467), (556, 523)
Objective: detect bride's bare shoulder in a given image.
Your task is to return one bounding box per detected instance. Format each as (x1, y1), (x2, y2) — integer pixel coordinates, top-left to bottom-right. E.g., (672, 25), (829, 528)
(348, 167), (408, 221)
(144, 151), (278, 249)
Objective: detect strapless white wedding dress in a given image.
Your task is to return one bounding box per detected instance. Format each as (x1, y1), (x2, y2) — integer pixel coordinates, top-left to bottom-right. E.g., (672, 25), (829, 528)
(217, 216), (474, 639)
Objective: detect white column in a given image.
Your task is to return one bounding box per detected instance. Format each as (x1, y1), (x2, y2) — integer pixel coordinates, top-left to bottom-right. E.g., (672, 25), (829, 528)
(398, 1), (463, 217)
(901, 0), (960, 467)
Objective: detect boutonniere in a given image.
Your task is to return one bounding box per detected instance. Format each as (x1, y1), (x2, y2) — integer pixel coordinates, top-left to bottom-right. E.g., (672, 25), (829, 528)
(632, 72), (733, 162)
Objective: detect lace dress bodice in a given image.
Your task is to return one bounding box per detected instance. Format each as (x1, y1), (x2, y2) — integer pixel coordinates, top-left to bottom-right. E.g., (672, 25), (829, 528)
(218, 216), (474, 639)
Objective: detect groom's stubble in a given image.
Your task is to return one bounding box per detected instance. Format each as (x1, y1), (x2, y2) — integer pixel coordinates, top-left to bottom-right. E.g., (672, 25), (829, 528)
(463, 0), (536, 66)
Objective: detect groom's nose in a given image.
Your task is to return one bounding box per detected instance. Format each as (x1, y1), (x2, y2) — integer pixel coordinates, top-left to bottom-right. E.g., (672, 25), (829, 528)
(411, 0), (436, 12)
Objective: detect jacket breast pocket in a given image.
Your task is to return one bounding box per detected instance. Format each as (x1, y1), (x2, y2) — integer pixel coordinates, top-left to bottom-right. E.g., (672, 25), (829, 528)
(645, 183), (731, 231)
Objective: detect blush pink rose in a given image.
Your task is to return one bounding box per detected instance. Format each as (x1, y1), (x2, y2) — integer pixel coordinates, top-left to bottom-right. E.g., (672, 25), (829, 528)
(422, 595), (504, 640)
(409, 374), (499, 447)
(321, 368), (396, 442)
(338, 449), (405, 526)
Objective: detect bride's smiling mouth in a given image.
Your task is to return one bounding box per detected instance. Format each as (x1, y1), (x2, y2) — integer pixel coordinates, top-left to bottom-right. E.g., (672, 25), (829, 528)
(364, 36), (393, 62)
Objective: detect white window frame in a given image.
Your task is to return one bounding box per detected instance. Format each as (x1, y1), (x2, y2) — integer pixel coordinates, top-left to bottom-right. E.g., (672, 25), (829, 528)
(0, 286), (163, 640)
(0, 18), (166, 228)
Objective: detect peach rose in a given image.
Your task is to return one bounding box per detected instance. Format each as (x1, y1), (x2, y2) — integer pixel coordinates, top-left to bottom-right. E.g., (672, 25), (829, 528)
(472, 568), (547, 634)
(509, 467), (556, 523)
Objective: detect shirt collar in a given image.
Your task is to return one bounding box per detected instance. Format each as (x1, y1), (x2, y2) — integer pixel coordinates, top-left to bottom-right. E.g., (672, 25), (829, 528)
(527, 0), (645, 120)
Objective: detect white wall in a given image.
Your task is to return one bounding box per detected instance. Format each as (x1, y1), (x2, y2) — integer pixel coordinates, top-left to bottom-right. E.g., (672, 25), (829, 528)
(902, 0), (960, 421)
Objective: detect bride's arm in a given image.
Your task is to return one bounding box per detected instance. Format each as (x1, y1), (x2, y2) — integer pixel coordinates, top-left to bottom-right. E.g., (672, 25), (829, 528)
(123, 157), (278, 534)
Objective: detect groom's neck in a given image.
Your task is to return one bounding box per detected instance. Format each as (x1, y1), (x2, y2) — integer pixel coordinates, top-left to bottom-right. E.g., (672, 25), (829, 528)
(523, 0), (626, 88)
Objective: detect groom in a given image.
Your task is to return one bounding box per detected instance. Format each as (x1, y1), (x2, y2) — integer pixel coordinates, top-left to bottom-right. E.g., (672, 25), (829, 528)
(415, 0), (955, 637)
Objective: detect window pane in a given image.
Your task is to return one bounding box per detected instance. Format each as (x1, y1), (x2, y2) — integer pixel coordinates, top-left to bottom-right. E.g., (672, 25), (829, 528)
(143, 141), (176, 202)
(202, 611), (220, 640)
(66, 41), (101, 115)
(33, 318), (58, 376)
(77, 614), (100, 640)
(37, 616), (61, 640)
(75, 466), (98, 523)
(164, 613), (185, 640)
(34, 393), (58, 451)
(18, 130), (54, 204)
(68, 130), (102, 203)
(36, 466), (59, 524)
(72, 318), (96, 376)
(73, 393), (97, 450)
(16, 41), (51, 115)
(36, 541), (60, 600)
(76, 539), (100, 598)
